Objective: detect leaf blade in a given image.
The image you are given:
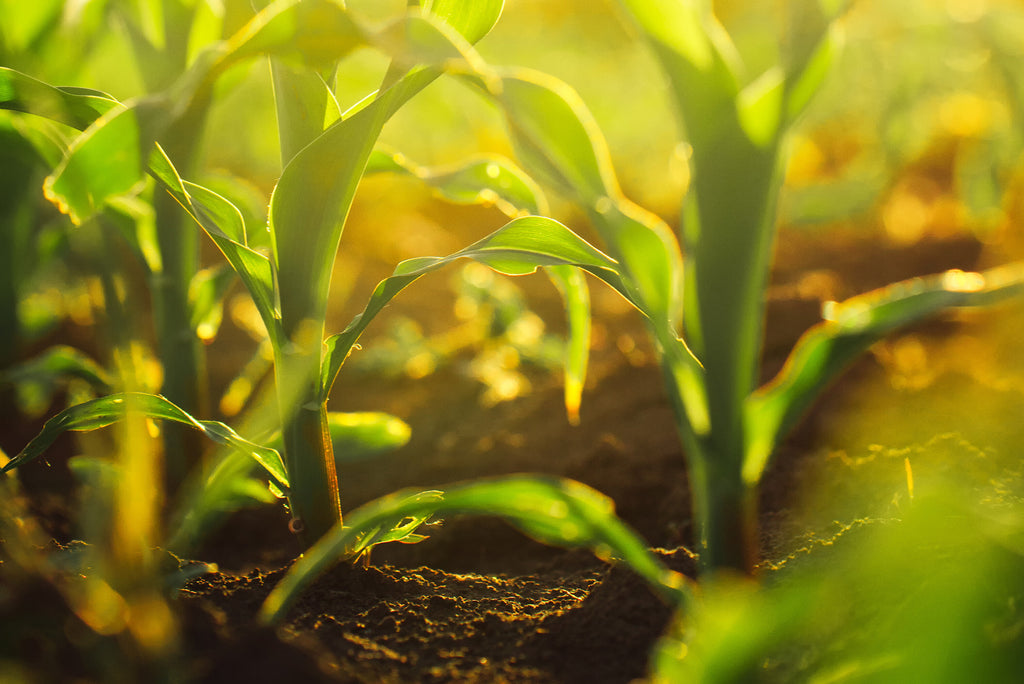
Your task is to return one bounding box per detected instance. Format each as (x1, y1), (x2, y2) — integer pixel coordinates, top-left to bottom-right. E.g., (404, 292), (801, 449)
(259, 475), (690, 624)
(745, 263), (1024, 483)
(1, 392), (288, 488)
(320, 216), (633, 397)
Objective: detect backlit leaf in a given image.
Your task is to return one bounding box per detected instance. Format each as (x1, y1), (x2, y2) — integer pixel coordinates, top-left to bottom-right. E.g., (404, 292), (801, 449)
(365, 147), (589, 422)
(149, 152), (282, 348)
(1, 392), (288, 488)
(328, 412), (412, 463)
(420, 0), (504, 45)
(0, 67), (119, 130)
(269, 10), (495, 345)
(320, 216), (634, 398)
(259, 475), (689, 624)
(745, 263), (1024, 484)
(366, 147), (546, 217)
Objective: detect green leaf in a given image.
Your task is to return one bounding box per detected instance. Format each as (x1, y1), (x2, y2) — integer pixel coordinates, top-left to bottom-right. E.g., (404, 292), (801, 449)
(478, 69), (618, 206)
(744, 263), (1024, 484)
(0, 67), (120, 130)
(420, 0), (504, 45)
(219, 0), (362, 71)
(366, 147), (547, 216)
(0, 346), (113, 414)
(469, 70), (685, 333)
(782, 1), (844, 124)
(259, 475), (690, 624)
(365, 147), (590, 422)
(268, 10), (495, 344)
(189, 264), (236, 341)
(167, 449), (279, 555)
(615, 0), (742, 148)
(320, 216), (633, 397)
(1, 392), (288, 489)
(327, 412), (411, 463)
(545, 265), (590, 425)
(148, 151), (282, 347)
(271, 59), (337, 166)
(43, 100), (169, 226)
(618, 1), (783, 452)
(469, 69), (696, 425)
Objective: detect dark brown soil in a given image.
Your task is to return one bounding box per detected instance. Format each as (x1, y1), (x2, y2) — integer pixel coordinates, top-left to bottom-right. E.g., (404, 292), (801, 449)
(3, 224), (1022, 682)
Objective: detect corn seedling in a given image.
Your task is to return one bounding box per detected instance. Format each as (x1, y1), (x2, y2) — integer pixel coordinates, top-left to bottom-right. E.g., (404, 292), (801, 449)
(3, 0), (611, 566)
(424, 0), (1024, 576)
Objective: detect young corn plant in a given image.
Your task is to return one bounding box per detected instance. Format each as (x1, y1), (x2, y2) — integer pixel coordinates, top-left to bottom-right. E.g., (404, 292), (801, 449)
(2, 1), (693, 615)
(1, 0), (600, 557)
(441, 0), (1024, 575)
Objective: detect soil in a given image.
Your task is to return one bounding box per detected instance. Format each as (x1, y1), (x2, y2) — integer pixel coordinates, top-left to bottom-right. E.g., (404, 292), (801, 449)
(2, 222), (1023, 682)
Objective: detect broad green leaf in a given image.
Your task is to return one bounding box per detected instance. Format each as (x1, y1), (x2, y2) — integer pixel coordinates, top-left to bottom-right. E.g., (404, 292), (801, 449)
(744, 263), (1024, 484)
(320, 216), (634, 397)
(327, 412), (411, 462)
(366, 147), (546, 217)
(189, 264), (236, 341)
(259, 475), (690, 624)
(271, 59), (337, 166)
(0, 67), (120, 130)
(43, 100), (170, 226)
(545, 265), (590, 425)
(167, 449), (280, 554)
(364, 147), (590, 421)
(618, 1), (783, 451)
(0, 346), (113, 414)
(470, 70), (686, 337)
(148, 149), (281, 346)
(420, 0), (504, 45)
(268, 10), (495, 345)
(475, 69), (618, 206)
(1, 392), (288, 488)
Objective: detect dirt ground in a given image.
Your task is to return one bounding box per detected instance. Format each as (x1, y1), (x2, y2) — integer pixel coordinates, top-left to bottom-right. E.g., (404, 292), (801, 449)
(2, 220), (1023, 682)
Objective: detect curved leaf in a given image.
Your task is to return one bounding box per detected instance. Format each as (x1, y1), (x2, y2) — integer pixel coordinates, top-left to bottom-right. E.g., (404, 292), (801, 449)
(1, 392), (287, 488)
(150, 153), (282, 348)
(545, 265), (590, 425)
(0, 346), (112, 414)
(259, 475), (690, 624)
(366, 147), (546, 217)
(0, 67), (120, 130)
(466, 69), (685, 334)
(320, 216), (633, 397)
(481, 68), (619, 206)
(327, 411), (411, 462)
(745, 263), (1024, 484)
(269, 11), (496, 341)
(420, 0), (504, 45)
(365, 148), (590, 421)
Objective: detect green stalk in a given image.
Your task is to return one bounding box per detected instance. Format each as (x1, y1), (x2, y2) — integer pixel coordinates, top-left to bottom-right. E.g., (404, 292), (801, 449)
(274, 339), (342, 542)
(0, 124), (36, 369)
(270, 60), (344, 543)
(681, 147), (784, 575)
(152, 100), (211, 493)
